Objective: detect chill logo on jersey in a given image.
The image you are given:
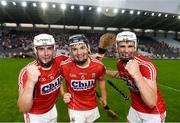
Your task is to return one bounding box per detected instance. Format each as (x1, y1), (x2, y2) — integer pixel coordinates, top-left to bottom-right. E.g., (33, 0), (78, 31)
(122, 78), (138, 91)
(71, 79), (95, 91)
(81, 74), (85, 80)
(41, 76), (63, 95)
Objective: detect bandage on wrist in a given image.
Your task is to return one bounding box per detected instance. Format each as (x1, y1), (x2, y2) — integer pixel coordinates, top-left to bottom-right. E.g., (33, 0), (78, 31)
(98, 47), (107, 54)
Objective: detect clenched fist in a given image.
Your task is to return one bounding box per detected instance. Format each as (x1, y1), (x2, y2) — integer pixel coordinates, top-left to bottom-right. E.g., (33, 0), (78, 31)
(26, 64), (41, 85)
(125, 59), (142, 80)
(99, 97), (107, 107)
(63, 93), (72, 103)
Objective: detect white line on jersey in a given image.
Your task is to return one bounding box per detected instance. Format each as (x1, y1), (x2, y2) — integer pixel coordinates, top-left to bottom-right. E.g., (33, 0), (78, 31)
(158, 83), (180, 93)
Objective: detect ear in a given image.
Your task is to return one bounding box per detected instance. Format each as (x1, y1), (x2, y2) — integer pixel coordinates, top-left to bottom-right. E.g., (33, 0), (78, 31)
(53, 46), (57, 57)
(68, 47), (72, 53)
(87, 44), (91, 54)
(135, 43), (138, 51)
(54, 45), (57, 50)
(33, 47), (37, 54)
(33, 47), (38, 58)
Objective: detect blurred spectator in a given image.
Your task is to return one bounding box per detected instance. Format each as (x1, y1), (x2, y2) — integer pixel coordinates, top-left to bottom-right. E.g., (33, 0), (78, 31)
(0, 30), (179, 58)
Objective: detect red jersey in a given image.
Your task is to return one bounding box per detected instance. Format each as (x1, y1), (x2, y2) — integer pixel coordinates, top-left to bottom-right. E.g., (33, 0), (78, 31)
(60, 56), (106, 111)
(18, 55), (68, 114)
(117, 54), (166, 114)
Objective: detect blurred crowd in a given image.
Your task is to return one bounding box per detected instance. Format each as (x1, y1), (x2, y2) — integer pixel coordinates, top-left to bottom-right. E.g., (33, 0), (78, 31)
(0, 30), (179, 59)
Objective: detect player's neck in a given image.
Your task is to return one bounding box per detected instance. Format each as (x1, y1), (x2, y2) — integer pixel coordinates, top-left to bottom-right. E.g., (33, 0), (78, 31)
(41, 65), (52, 70)
(76, 58), (90, 68)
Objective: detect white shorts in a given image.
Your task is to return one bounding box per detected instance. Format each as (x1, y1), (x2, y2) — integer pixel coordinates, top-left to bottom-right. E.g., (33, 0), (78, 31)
(68, 107), (100, 123)
(127, 107), (166, 123)
(24, 105), (57, 123)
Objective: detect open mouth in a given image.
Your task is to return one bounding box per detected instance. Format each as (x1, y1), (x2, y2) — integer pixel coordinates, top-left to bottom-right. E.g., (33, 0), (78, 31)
(120, 53), (132, 58)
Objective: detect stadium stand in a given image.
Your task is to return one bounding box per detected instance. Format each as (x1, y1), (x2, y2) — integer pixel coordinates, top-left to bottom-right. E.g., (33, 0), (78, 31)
(0, 30), (179, 59)
(0, 1), (180, 59)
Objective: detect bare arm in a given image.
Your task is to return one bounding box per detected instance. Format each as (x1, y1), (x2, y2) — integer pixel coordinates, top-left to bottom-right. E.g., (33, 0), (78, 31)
(17, 65), (40, 113)
(125, 60), (157, 108)
(17, 81), (36, 113)
(98, 74), (107, 106)
(60, 81), (65, 96)
(106, 70), (120, 78)
(134, 76), (157, 108)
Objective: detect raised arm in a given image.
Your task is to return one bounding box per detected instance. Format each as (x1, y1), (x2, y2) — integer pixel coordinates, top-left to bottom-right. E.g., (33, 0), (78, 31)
(106, 70), (120, 78)
(125, 60), (157, 108)
(17, 65), (40, 113)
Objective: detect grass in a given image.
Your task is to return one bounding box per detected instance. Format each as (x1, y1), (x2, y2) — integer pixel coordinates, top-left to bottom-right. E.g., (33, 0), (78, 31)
(0, 58), (180, 122)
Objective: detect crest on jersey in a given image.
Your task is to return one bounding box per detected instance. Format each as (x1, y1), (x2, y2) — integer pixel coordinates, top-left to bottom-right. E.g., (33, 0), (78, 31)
(50, 76), (55, 80)
(92, 73), (96, 78)
(81, 74), (85, 80)
(48, 74), (54, 80)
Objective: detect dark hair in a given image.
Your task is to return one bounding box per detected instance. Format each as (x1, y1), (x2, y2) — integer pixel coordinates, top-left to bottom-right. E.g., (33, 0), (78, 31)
(68, 34), (89, 46)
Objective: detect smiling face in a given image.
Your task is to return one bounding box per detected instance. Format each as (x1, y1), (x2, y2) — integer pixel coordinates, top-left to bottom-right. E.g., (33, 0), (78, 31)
(69, 42), (90, 66)
(117, 41), (136, 62)
(35, 45), (55, 68)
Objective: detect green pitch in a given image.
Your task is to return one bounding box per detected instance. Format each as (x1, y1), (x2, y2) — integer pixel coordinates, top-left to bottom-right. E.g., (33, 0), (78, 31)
(0, 58), (180, 122)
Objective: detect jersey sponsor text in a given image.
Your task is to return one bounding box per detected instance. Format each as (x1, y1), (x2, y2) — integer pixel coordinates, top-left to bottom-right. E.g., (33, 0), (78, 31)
(71, 79), (95, 91)
(41, 76), (63, 95)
